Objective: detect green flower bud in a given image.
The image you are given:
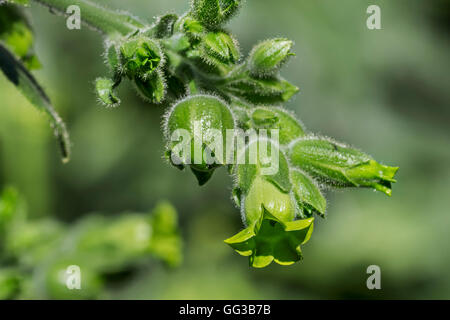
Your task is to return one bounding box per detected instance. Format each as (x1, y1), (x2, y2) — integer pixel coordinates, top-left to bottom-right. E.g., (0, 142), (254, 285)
(224, 75), (299, 105)
(133, 70), (166, 104)
(174, 15), (204, 38)
(289, 137), (399, 196)
(251, 107), (306, 145)
(95, 77), (120, 107)
(164, 95), (235, 185)
(191, 0), (241, 28)
(291, 169), (326, 218)
(153, 14), (178, 38)
(119, 37), (163, 79)
(227, 138), (314, 267)
(248, 38), (294, 77)
(202, 31), (240, 64)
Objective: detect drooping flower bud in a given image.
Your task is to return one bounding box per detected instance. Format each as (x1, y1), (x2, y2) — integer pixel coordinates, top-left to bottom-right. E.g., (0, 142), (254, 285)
(250, 107), (305, 145)
(191, 0), (241, 28)
(289, 137), (399, 196)
(163, 95), (235, 185)
(119, 37), (163, 79)
(248, 38), (294, 77)
(226, 138), (314, 268)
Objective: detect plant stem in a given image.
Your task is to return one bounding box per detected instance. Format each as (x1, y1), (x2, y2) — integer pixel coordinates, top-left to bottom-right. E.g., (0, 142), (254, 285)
(32, 0), (145, 36)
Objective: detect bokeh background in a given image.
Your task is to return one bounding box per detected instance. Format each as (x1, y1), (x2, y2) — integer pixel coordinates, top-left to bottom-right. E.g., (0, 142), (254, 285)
(1, 0), (449, 299)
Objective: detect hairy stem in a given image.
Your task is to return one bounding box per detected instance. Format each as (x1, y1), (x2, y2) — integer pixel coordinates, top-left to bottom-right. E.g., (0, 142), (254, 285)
(32, 0), (145, 35)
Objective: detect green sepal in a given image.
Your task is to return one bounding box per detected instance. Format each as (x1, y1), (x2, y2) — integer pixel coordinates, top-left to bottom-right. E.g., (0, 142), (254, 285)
(95, 77), (120, 107)
(289, 137), (399, 196)
(251, 107), (305, 145)
(0, 43), (71, 162)
(225, 212), (314, 268)
(291, 169), (326, 218)
(234, 138), (292, 198)
(190, 167), (214, 186)
(133, 70), (166, 104)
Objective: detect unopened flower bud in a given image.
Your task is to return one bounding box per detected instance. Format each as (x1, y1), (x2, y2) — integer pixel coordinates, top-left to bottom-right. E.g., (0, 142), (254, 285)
(163, 95), (235, 185)
(248, 38), (294, 77)
(120, 37), (163, 79)
(202, 31), (240, 64)
(191, 0), (241, 28)
(289, 137), (399, 196)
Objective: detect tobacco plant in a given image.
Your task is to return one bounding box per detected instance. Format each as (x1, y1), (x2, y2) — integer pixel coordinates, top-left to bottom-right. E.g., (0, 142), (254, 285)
(0, 0), (398, 268)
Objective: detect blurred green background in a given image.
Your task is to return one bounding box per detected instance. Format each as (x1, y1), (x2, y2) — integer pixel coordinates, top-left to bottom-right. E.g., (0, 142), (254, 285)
(1, 0), (449, 299)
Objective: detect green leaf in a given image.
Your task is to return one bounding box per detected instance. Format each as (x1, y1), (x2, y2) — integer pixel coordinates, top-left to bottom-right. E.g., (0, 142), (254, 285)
(0, 43), (71, 162)
(289, 136), (399, 196)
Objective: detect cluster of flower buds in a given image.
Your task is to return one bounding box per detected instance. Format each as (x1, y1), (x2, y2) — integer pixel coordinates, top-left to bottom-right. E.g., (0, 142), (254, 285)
(33, 0), (396, 267)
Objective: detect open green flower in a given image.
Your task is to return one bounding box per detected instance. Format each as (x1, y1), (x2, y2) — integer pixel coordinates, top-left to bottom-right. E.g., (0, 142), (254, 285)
(228, 139), (314, 267)
(226, 177), (314, 268)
